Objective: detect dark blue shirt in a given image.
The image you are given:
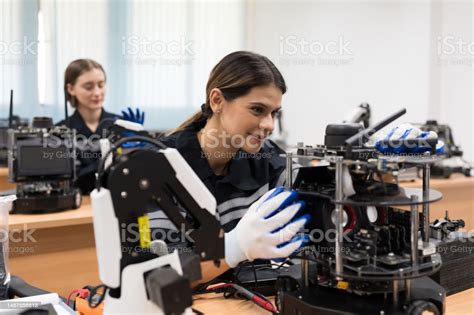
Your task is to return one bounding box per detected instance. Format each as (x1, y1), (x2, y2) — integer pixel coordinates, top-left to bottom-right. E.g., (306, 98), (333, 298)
(150, 116), (290, 233)
(56, 109), (118, 194)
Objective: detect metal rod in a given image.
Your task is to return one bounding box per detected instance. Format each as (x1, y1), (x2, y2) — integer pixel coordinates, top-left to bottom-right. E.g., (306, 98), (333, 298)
(302, 247), (309, 287)
(422, 164), (431, 242)
(335, 156), (344, 278)
(345, 108), (406, 147)
(8, 90), (13, 128)
(392, 280), (399, 305)
(285, 152), (293, 189)
(405, 279), (411, 302)
(411, 195), (419, 269)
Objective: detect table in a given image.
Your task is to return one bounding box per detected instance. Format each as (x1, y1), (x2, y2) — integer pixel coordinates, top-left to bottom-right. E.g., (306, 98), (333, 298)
(2, 168), (473, 310)
(7, 197), (100, 297)
(402, 174), (474, 230)
(2, 165), (99, 296)
(0, 168), (15, 191)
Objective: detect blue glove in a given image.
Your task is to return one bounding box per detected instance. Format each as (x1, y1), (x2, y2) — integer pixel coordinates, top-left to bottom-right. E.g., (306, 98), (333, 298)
(375, 123), (445, 154)
(224, 187), (310, 267)
(121, 107), (145, 125)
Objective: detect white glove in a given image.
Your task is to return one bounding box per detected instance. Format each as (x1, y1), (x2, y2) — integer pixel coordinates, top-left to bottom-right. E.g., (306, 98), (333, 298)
(224, 187), (309, 268)
(375, 123), (444, 154)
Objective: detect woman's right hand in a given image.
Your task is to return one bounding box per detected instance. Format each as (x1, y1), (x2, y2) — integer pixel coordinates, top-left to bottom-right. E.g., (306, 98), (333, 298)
(224, 187), (310, 268)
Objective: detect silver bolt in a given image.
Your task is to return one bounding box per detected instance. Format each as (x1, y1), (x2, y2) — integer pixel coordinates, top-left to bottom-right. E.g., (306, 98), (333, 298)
(201, 252), (206, 258)
(298, 296), (302, 299)
(121, 191), (127, 198)
(122, 168), (129, 175)
(139, 179), (150, 190)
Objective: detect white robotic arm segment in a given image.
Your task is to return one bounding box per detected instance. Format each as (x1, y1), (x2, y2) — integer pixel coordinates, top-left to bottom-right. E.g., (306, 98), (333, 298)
(163, 148), (217, 216)
(90, 188), (122, 288)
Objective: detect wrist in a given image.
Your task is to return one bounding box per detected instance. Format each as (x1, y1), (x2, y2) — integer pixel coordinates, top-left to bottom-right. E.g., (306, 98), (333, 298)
(224, 229), (247, 268)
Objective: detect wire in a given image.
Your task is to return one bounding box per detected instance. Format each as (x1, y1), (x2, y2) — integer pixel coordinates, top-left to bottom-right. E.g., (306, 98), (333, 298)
(95, 135), (167, 191)
(251, 261), (259, 290)
(204, 282), (278, 314)
(87, 284), (108, 308)
(67, 288), (89, 306)
(254, 261), (290, 272)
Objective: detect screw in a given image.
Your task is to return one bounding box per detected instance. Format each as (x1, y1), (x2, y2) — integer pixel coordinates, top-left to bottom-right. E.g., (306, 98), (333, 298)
(122, 168), (129, 175)
(139, 179), (150, 190)
(121, 191), (127, 198)
(201, 252), (206, 258)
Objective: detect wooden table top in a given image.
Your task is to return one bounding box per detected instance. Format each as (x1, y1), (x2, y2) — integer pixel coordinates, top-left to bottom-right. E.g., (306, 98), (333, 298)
(402, 173), (474, 189)
(8, 197), (92, 230)
(2, 169), (473, 313)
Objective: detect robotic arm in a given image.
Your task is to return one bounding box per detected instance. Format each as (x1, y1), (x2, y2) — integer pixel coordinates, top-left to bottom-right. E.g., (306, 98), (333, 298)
(91, 136), (224, 314)
(343, 103), (371, 128)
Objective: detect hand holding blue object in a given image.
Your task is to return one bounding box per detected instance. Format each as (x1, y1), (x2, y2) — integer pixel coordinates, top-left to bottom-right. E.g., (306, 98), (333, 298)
(224, 186), (310, 267)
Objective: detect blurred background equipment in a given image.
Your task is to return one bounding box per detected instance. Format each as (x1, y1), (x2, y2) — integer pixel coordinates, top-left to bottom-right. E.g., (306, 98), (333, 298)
(343, 102), (371, 128)
(417, 120), (472, 178)
(269, 110), (288, 149)
(7, 116), (81, 214)
(0, 91), (28, 167)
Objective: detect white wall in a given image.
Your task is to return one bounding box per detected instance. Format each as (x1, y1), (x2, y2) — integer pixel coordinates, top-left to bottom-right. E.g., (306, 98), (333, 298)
(248, 0), (473, 162)
(431, 1), (473, 162)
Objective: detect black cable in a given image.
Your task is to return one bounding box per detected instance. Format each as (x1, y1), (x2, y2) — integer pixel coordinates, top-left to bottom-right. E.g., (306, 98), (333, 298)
(87, 284), (108, 308)
(192, 274), (236, 295)
(95, 135), (167, 191)
(191, 307), (204, 315)
(234, 262), (244, 277)
(251, 261), (259, 290)
(254, 261), (290, 272)
(223, 290), (234, 299)
(8, 89), (13, 128)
